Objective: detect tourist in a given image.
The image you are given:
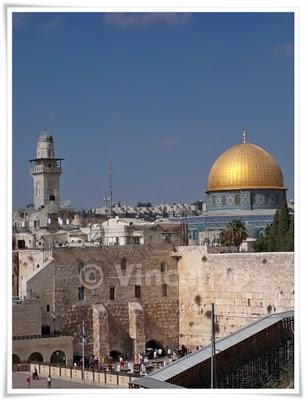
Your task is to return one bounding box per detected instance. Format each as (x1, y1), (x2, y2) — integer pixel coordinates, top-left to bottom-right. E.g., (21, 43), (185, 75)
(32, 367), (38, 380)
(167, 348), (171, 357)
(47, 375), (51, 388)
(140, 363), (146, 375)
(26, 375), (31, 388)
(153, 349), (157, 359)
(158, 348), (163, 358)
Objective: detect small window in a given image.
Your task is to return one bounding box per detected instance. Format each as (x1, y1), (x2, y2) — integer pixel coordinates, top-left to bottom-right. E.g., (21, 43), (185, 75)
(78, 261), (84, 274)
(160, 261), (166, 273)
(110, 287), (115, 300)
(121, 258), (127, 271)
(162, 284), (168, 297)
(46, 305), (50, 312)
(78, 286), (85, 301)
(135, 285), (141, 298)
(36, 264), (40, 269)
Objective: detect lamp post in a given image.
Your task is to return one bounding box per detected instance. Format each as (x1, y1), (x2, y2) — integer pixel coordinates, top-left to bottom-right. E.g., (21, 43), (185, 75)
(82, 321), (85, 381)
(210, 303), (216, 388)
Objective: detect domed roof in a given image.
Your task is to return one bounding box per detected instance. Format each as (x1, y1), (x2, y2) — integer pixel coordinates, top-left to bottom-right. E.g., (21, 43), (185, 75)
(38, 130), (54, 143)
(207, 134), (284, 192)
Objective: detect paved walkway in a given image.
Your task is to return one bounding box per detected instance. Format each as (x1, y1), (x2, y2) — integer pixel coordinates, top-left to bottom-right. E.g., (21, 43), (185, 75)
(12, 372), (112, 389)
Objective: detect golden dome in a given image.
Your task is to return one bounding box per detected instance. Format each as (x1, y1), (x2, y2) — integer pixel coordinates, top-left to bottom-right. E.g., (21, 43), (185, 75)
(207, 138), (284, 192)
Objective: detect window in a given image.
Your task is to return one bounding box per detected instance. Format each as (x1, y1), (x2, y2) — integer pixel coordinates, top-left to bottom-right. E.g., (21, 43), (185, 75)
(46, 305), (50, 312)
(110, 287), (115, 300)
(160, 261), (166, 273)
(135, 285), (141, 298)
(78, 261), (84, 274)
(162, 284), (168, 297)
(121, 258), (127, 272)
(78, 286), (85, 301)
(133, 237), (140, 244)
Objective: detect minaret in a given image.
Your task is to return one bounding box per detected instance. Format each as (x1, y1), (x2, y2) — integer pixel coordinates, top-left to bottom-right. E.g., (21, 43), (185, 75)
(29, 129), (63, 209)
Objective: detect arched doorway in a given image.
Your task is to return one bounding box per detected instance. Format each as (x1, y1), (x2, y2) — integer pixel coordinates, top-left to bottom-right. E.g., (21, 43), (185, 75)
(13, 354), (21, 364)
(41, 325), (51, 335)
(146, 340), (164, 358)
(109, 350), (121, 361)
(50, 350), (66, 366)
(28, 352), (43, 363)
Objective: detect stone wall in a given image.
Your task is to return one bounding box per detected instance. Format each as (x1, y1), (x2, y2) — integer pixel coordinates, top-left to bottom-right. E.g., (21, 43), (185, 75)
(13, 249), (52, 298)
(177, 246), (294, 350)
(26, 245), (180, 360)
(13, 299), (41, 336)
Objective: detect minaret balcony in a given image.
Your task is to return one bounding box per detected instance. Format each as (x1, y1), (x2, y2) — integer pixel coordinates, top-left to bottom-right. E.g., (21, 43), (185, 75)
(30, 165), (62, 175)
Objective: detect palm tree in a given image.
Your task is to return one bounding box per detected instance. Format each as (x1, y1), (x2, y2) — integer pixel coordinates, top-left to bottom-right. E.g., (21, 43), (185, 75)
(219, 220), (247, 247)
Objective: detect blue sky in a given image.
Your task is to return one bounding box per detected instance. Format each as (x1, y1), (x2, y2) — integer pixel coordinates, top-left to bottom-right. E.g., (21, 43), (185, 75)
(13, 12), (294, 209)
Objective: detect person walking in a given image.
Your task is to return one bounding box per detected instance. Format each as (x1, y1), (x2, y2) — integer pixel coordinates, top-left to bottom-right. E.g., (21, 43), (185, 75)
(26, 375), (31, 388)
(47, 375), (51, 388)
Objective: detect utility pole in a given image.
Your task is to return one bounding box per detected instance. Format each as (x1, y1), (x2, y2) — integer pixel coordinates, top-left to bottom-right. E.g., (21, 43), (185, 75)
(82, 320), (85, 381)
(210, 303), (216, 388)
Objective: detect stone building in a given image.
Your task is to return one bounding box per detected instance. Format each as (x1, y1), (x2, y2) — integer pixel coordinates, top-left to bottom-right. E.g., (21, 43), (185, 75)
(12, 298), (73, 366)
(25, 245), (179, 362)
(102, 217), (184, 246)
(13, 130), (75, 238)
(19, 243), (294, 364)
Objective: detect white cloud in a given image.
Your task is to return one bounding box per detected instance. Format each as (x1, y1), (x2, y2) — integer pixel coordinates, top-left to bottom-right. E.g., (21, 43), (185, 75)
(103, 13), (192, 29)
(163, 135), (181, 148)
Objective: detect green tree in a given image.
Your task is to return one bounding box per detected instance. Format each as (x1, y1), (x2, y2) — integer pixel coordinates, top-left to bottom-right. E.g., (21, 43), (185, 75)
(253, 206), (294, 252)
(219, 219), (247, 247)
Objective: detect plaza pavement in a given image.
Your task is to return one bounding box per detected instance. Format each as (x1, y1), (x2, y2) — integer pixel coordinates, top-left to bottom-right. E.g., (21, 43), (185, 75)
(12, 371), (114, 389)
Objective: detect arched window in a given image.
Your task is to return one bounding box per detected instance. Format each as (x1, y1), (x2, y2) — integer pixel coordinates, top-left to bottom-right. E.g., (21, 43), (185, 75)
(78, 261), (84, 274)
(121, 258), (127, 271)
(160, 261), (166, 273)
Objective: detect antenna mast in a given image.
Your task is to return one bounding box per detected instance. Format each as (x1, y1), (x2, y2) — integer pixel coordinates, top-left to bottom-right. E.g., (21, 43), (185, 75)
(109, 160), (113, 218)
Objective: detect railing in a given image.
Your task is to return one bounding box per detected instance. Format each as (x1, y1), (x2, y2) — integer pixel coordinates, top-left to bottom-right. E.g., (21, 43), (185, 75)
(30, 166), (62, 174)
(28, 363), (139, 388)
(13, 363), (30, 372)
